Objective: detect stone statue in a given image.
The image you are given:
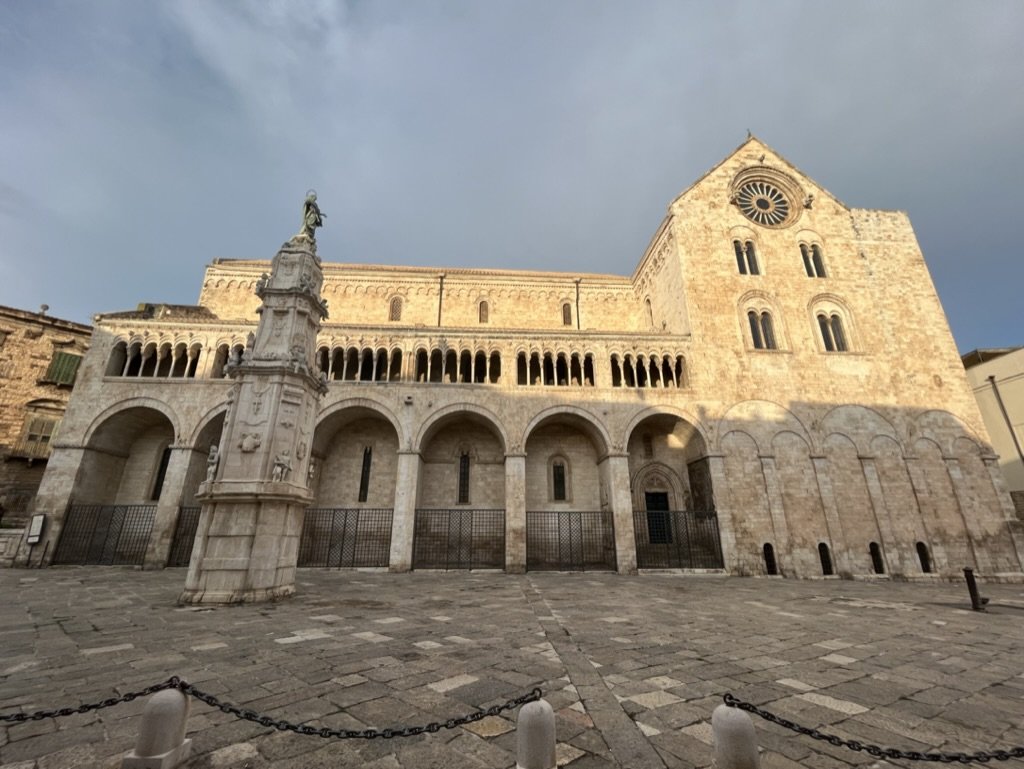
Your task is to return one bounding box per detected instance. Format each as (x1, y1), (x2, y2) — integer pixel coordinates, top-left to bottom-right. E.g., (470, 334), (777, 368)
(299, 191), (325, 241)
(272, 451), (292, 482)
(307, 458), (317, 481)
(206, 445), (219, 482)
(255, 273), (269, 296)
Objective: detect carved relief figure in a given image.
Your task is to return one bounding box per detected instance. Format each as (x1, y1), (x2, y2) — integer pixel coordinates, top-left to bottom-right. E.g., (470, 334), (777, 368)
(206, 445), (219, 482)
(272, 451), (292, 482)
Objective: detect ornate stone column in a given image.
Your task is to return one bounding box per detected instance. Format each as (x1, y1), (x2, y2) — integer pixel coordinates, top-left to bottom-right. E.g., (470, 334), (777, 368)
(388, 450), (421, 572)
(179, 232), (328, 604)
(504, 453), (527, 573)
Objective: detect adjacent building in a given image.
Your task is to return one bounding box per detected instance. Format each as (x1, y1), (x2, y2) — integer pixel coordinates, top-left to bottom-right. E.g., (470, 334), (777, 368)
(0, 305), (91, 564)
(963, 347), (1024, 515)
(18, 137), (1024, 582)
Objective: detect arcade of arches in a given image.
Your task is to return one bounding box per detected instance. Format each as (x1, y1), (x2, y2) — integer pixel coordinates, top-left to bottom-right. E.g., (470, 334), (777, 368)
(40, 398), (1022, 578)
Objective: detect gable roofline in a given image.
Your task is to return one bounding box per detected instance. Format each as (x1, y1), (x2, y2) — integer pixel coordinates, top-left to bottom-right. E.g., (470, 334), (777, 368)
(669, 133), (851, 213)
(631, 134), (854, 280)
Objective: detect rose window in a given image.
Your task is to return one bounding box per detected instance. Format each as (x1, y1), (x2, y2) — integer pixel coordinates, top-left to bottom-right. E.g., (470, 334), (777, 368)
(735, 181), (791, 227)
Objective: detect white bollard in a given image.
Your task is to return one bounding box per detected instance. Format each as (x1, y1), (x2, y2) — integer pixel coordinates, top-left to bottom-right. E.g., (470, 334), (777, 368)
(517, 698), (556, 769)
(712, 704), (760, 769)
(122, 689), (192, 769)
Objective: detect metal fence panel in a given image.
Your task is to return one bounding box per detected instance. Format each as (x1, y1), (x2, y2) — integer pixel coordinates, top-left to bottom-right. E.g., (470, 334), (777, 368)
(526, 511), (616, 571)
(633, 509), (724, 568)
(167, 506), (202, 567)
(412, 509), (505, 570)
(298, 508), (393, 568)
(52, 505), (156, 566)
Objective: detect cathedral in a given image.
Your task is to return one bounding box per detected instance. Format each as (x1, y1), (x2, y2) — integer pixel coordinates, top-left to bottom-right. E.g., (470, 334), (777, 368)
(20, 137), (1024, 599)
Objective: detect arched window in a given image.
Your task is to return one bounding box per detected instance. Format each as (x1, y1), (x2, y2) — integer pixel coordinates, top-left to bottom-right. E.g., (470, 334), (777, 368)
(818, 313), (849, 352)
(151, 445), (173, 501)
(800, 244), (813, 276)
(869, 542), (885, 574)
(811, 245), (826, 278)
(748, 311), (763, 349)
(457, 452), (470, 504)
(562, 302), (572, 326)
(358, 446), (372, 502)
(106, 341), (128, 376)
(748, 311), (777, 350)
(389, 296), (402, 322)
(734, 240), (760, 275)
(645, 298), (654, 329)
(760, 313), (777, 349)
(763, 543), (778, 576)
(916, 541), (932, 573)
(818, 542), (834, 576)
(479, 301), (489, 324)
(550, 456), (571, 502)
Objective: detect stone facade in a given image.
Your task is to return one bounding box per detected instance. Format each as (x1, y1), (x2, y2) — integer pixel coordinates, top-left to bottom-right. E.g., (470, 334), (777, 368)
(0, 305), (91, 526)
(963, 348), (1024, 515)
(19, 137), (1024, 582)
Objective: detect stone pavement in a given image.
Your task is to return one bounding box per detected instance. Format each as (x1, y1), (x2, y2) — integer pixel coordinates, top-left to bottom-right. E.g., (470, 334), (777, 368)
(1, 569), (1023, 769)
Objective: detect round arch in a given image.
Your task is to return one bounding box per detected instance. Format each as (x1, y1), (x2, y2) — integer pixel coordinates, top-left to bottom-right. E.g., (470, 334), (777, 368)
(415, 403), (508, 455)
(188, 402), (230, 446)
(521, 405), (610, 455)
(83, 398), (182, 448)
(314, 397), (404, 455)
(717, 399), (814, 455)
(621, 405), (710, 453)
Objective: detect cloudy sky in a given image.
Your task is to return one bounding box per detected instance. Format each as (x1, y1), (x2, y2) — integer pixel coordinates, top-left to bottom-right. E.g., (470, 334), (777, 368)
(1, 1), (1021, 353)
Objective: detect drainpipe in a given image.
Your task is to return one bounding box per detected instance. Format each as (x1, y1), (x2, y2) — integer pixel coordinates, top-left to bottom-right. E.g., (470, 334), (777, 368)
(574, 279), (581, 330)
(437, 274), (445, 327)
(988, 375), (1024, 466)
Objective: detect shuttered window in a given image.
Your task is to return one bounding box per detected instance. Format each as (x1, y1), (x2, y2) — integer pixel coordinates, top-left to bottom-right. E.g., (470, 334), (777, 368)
(45, 351), (82, 385)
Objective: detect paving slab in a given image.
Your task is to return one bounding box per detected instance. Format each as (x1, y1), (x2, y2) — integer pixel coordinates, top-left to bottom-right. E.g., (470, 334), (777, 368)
(0, 569), (1023, 768)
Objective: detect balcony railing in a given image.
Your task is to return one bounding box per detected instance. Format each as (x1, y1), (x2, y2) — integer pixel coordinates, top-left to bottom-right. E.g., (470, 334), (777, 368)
(6, 440), (52, 461)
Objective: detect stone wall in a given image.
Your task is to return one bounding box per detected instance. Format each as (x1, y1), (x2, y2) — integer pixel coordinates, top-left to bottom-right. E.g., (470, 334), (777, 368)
(0, 306), (91, 525)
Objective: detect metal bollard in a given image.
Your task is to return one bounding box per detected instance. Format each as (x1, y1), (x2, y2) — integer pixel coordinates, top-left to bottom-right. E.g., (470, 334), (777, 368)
(517, 698), (556, 769)
(122, 689), (192, 769)
(963, 567), (988, 612)
(712, 704), (760, 769)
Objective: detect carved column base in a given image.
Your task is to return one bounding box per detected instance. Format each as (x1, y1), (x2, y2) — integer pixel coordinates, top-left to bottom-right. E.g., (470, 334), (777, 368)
(179, 488), (311, 605)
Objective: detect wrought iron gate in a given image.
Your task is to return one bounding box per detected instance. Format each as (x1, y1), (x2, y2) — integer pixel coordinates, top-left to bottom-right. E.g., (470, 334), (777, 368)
(526, 510), (616, 571)
(633, 509), (724, 568)
(166, 506), (202, 567)
(412, 509), (505, 570)
(52, 504), (157, 566)
(298, 508), (393, 568)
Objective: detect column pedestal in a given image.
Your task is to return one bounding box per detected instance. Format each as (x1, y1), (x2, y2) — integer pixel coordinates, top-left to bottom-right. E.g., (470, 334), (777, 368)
(179, 481), (312, 604)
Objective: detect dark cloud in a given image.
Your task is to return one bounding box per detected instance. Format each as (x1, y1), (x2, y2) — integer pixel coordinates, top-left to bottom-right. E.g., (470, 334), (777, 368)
(0, 1), (1020, 351)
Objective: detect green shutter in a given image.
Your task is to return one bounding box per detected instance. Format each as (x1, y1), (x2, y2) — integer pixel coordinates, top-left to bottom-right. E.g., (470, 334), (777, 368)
(46, 352), (82, 385)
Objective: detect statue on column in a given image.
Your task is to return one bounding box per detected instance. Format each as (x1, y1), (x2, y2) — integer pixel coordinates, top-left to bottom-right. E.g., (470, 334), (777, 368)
(206, 445), (220, 482)
(299, 190), (325, 241)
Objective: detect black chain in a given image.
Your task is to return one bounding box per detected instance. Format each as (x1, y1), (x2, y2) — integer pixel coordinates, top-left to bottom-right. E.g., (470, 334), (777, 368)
(0, 678), (182, 723)
(1, 676), (542, 740)
(724, 693), (1024, 764)
(177, 681), (541, 739)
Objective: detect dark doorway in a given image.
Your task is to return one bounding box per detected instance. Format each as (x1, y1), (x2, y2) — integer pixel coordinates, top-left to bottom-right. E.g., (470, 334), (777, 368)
(763, 542), (778, 575)
(818, 542), (834, 576)
(645, 492), (671, 545)
(869, 542), (885, 574)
